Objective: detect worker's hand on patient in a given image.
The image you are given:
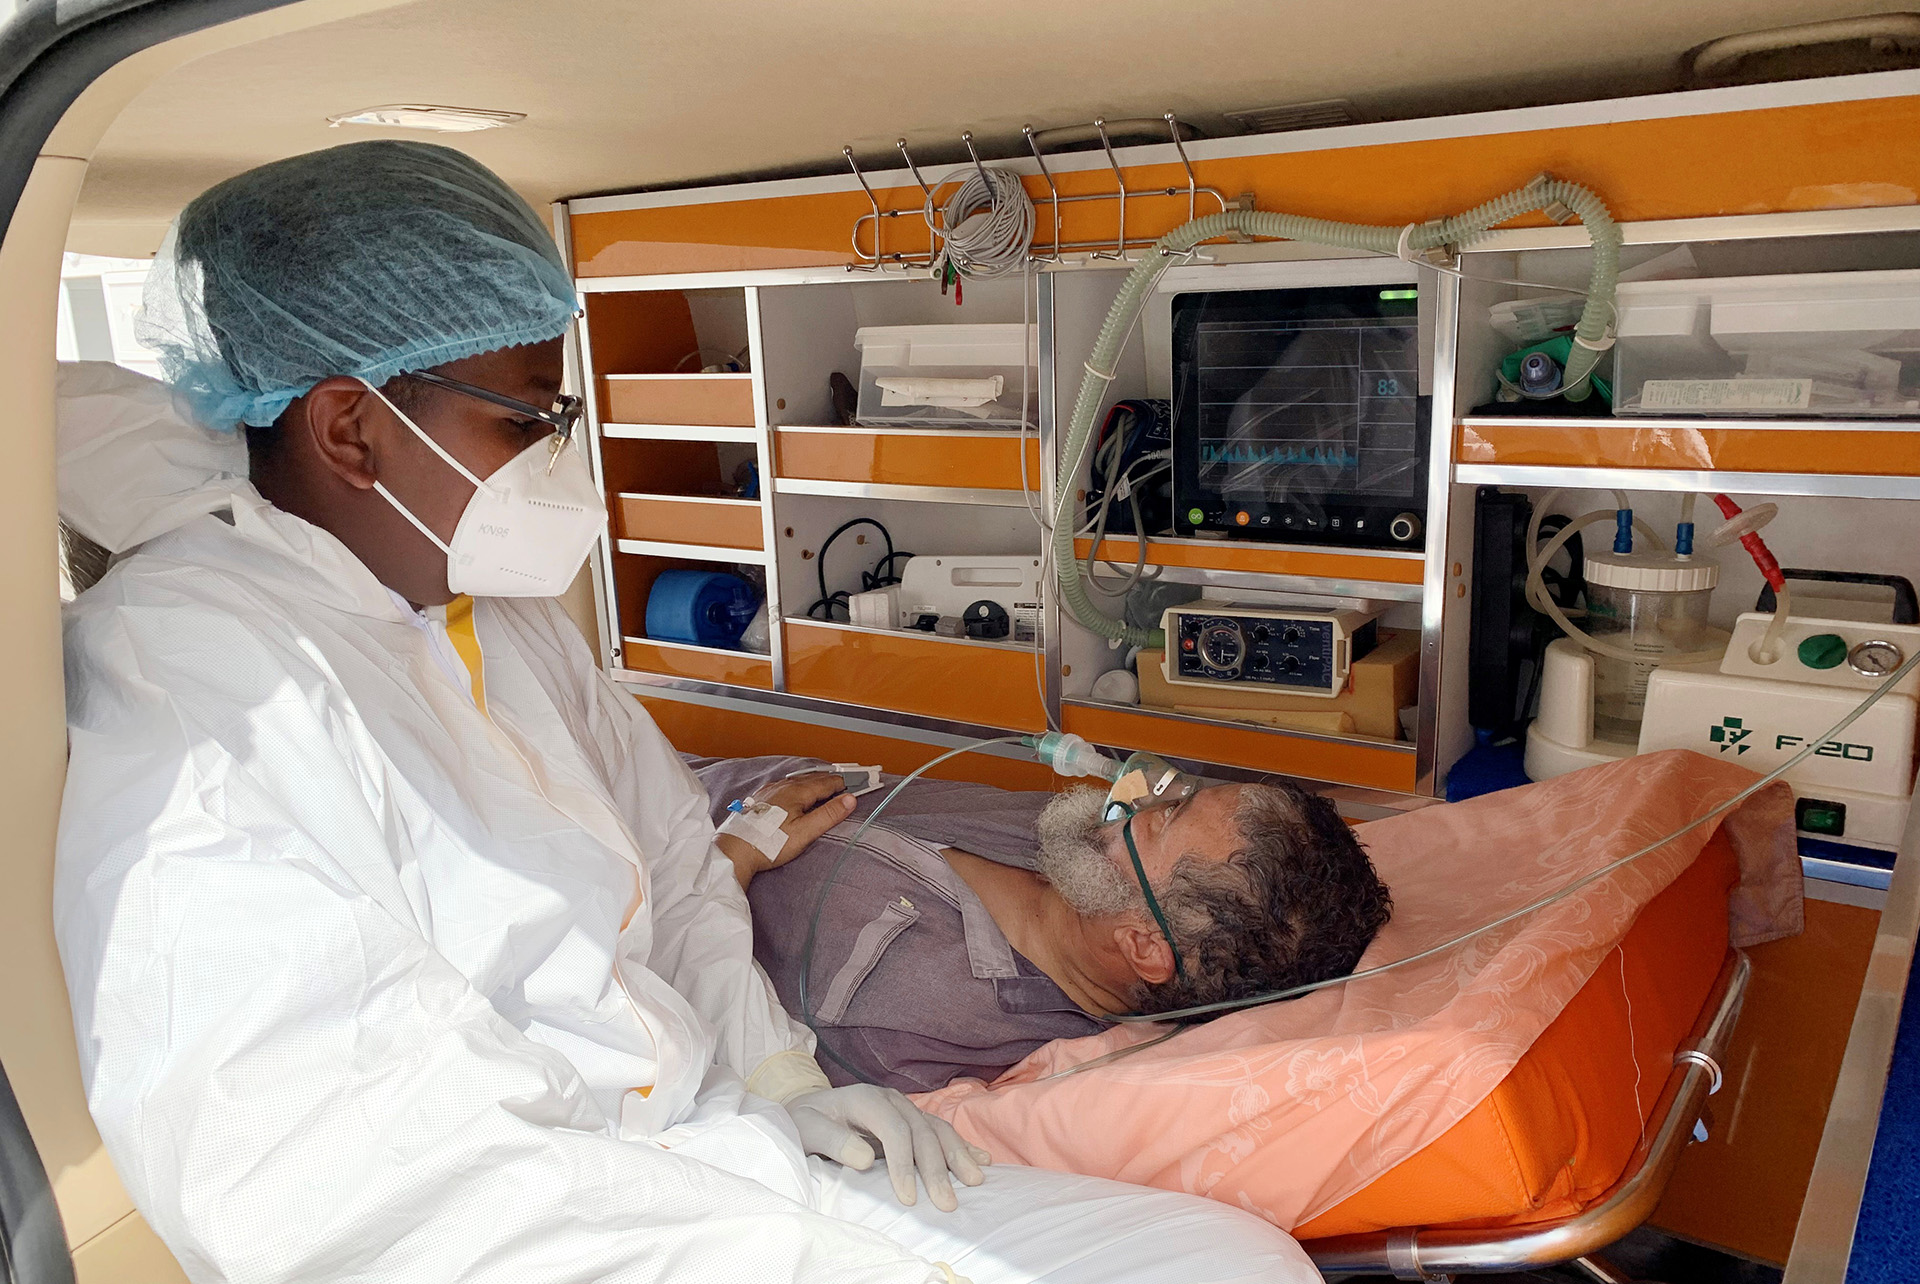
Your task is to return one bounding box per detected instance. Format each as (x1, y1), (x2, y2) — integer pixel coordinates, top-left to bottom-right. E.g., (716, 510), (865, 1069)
(717, 772), (857, 889)
(787, 1084), (992, 1212)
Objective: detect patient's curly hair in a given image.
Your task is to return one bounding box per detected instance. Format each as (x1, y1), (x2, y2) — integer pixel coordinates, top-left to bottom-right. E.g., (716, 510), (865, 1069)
(1136, 782), (1391, 1018)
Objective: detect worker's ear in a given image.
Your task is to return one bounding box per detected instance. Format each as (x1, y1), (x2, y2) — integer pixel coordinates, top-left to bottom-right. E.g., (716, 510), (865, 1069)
(298, 376), (385, 491)
(1113, 923), (1176, 986)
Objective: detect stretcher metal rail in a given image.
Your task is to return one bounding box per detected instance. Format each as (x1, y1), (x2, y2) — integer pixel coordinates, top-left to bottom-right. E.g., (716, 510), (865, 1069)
(1304, 950), (1752, 1282)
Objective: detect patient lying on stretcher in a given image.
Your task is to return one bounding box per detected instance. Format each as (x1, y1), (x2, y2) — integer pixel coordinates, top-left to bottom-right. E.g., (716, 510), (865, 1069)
(695, 756), (1391, 1093)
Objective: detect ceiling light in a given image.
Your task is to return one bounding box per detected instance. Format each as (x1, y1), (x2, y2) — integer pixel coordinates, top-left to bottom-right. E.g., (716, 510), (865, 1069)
(326, 104), (526, 133)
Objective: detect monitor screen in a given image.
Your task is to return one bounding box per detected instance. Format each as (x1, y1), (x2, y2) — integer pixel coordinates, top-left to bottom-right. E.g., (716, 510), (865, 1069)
(1182, 289), (1423, 504)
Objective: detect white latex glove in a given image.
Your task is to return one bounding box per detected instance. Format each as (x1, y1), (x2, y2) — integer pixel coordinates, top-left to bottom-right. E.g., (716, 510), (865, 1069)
(788, 1085), (991, 1212)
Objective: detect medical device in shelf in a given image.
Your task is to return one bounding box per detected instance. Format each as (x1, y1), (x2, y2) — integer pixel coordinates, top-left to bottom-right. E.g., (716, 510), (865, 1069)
(1164, 280), (1431, 548)
(1159, 603), (1380, 695)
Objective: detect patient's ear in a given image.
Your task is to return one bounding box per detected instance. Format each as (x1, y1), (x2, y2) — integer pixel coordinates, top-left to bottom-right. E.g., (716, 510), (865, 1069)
(1114, 924), (1175, 986)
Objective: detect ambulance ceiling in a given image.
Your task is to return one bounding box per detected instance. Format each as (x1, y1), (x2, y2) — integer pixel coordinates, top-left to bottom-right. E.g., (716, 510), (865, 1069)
(68, 0), (1913, 256)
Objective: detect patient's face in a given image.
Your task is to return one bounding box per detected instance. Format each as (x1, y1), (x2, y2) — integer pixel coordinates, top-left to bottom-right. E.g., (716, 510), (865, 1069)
(1035, 784), (1246, 918)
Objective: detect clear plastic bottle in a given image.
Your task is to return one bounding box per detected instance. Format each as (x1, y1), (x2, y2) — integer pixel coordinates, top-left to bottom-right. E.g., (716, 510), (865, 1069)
(1583, 551), (1719, 742)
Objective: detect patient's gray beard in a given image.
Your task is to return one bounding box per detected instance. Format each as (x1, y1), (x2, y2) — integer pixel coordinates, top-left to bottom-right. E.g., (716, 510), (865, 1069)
(1035, 786), (1138, 918)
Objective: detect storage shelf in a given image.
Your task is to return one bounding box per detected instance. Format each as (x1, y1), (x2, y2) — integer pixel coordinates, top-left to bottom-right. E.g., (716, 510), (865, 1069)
(602, 422), (763, 443)
(615, 538), (770, 565)
(775, 424), (1041, 492)
(1073, 536), (1425, 588)
(784, 618), (1046, 731)
(614, 493), (764, 550)
(1457, 415), (1920, 478)
(603, 373), (756, 426)
(1061, 698), (1417, 793)
(619, 636), (773, 689)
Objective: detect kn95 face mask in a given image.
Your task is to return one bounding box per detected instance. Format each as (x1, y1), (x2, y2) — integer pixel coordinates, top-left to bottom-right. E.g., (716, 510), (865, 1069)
(365, 381), (607, 597)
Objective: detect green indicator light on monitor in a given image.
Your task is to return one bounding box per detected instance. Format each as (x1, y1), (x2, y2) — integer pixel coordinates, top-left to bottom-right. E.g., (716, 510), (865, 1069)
(1187, 507), (1205, 524)
(1378, 289), (1418, 300)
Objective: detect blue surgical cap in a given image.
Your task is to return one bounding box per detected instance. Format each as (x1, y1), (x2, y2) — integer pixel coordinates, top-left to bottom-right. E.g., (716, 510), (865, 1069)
(136, 139), (579, 430)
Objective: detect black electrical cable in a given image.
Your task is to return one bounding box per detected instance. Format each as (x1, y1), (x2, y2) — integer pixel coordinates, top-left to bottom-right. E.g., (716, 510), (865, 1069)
(805, 517), (915, 621)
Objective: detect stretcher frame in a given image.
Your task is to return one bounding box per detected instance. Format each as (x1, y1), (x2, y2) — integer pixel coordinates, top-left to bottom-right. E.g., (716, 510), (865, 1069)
(1303, 950), (1752, 1282)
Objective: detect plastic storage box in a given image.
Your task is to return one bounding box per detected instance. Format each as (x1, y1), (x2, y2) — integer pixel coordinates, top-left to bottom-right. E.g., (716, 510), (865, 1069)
(853, 324), (1038, 429)
(1612, 269), (1920, 416)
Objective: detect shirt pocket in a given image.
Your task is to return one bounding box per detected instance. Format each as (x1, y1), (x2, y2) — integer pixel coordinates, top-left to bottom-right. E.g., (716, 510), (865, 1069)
(818, 897), (920, 1025)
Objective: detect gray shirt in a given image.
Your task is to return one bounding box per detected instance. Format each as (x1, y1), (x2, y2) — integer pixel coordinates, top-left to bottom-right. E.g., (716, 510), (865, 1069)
(692, 756), (1108, 1092)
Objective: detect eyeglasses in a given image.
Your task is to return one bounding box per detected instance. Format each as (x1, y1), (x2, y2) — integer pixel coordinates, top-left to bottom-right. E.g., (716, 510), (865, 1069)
(403, 369), (585, 448)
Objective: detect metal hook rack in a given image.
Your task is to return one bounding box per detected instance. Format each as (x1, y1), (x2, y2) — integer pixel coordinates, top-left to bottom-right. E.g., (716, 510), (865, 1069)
(844, 113), (1231, 271)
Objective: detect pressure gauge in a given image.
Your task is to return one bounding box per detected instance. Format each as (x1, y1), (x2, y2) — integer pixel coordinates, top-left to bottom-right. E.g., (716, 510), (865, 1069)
(1199, 620), (1246, 677)
(1848, 638), (1904, 678)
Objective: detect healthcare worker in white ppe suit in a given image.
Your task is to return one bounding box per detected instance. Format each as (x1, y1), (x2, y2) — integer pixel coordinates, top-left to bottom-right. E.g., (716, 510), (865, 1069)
(52, 140), (1317, 1284)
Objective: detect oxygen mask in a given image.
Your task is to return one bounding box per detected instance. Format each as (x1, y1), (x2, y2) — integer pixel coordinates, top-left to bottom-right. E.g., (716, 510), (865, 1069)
(1101, 750), (1204, 823)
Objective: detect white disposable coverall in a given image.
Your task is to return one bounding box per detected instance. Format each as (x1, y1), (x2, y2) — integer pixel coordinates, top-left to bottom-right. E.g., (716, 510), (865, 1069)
(52, 363), (1318, 1284)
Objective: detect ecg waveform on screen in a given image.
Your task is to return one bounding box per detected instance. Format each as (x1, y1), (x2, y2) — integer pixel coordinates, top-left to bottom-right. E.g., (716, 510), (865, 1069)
(1199, 443), (1359, 470)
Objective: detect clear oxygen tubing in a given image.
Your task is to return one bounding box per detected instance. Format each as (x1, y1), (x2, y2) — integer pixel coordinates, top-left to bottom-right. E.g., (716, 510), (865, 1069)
(1100, 637), (1920, 1029)
(1051, 175), (1623, 651)
(797, 734), (1033, 1085)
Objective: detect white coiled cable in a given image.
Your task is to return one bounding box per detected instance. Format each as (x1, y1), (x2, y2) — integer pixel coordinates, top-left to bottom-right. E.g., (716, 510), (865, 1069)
(931, 165), (1034, 278)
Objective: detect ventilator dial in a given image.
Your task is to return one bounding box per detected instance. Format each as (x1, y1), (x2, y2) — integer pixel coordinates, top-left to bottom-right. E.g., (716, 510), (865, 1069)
(1198, 620), (1247, 678)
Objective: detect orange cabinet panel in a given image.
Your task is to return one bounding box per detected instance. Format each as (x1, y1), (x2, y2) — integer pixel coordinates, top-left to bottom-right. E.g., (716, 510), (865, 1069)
(1061, 702), (1417, 792)
(1075, 537), (1424, 585)
(614, 495), (764, 550)
(603, 374), (755, 426)
(637, 697), (1062, 791)
(1457, 421), (1920, 476)
(776, 429), (1042, 490)
(783, 621), (1045, 731)
(571, 96), (1920, 279)
(620, 638), (772, 689)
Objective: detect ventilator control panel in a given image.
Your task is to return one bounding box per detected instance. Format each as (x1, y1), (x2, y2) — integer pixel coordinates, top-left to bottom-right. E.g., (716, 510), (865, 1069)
(1160, 605), (1379, 696)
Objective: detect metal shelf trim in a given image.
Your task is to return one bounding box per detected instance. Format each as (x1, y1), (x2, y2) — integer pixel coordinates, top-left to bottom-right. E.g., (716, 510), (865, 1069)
(603, 422), (764, 442)
(614, 538), (772, 564)
(773, 477), (1038, 508)
(776, 424), (1035, 440)
(1460, 415), (1920, 435)
(1454, 464), (1920, 500)
(787, 616), (1047, 656)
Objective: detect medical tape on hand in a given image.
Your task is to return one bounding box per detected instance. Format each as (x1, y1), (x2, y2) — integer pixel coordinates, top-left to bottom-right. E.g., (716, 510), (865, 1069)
(718, 799), (790, 864)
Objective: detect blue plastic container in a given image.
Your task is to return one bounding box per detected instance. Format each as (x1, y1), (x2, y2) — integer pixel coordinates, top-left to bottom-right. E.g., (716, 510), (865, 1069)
(646, 570), (760, 648)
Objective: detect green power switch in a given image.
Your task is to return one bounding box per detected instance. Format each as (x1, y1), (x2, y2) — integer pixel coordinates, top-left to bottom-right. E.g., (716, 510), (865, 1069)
(1798, 633), (1849, 670)
(1796, 797), (1848, 837)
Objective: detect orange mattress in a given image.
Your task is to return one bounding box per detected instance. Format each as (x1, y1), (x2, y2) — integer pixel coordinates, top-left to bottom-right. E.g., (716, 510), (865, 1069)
(1295, 827), (1740, 1240)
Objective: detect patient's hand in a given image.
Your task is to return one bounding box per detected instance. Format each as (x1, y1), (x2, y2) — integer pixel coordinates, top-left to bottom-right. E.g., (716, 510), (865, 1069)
(717, 772), (856, 889)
